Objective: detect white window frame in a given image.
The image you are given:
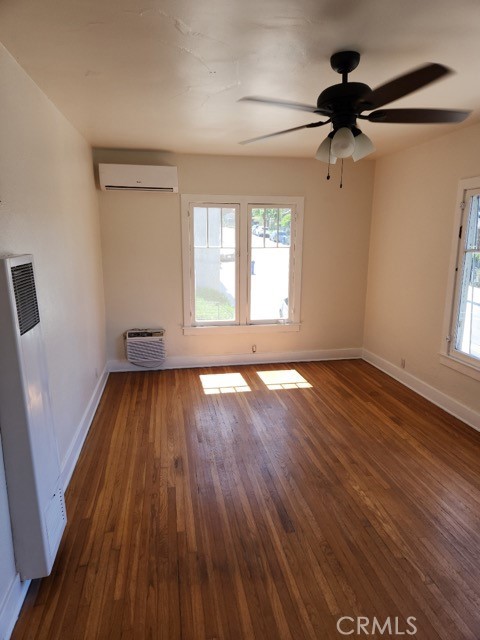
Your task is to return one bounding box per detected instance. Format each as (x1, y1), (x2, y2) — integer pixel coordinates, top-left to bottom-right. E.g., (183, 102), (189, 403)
(186, 202), (241, 327)
(441, 177), (480, 381)
(181, 194), (304, 335)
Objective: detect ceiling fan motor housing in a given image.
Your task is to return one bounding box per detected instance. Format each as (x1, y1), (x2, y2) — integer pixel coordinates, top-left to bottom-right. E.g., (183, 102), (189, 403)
(317, 82), (372, 131)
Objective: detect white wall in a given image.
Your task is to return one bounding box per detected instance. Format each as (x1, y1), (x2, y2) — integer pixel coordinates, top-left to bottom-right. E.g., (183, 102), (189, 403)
(95, 149), (375, 366)
(0, 42), (106, 637)
(364, 123), (480, 419)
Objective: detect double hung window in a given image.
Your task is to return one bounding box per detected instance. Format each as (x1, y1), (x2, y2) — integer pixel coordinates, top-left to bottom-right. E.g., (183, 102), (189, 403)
(444, 179), (480, 375)
(181, 195), (303, 333)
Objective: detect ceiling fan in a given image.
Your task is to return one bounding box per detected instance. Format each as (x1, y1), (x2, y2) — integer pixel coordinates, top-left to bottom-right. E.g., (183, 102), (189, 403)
(239, 51), (470, 163)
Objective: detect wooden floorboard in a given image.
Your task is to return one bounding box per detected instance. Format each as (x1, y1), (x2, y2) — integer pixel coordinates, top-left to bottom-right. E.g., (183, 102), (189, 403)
(11, 360), (480, 639)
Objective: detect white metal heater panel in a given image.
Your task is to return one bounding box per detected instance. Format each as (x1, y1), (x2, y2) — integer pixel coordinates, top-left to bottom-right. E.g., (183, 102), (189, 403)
(0, 255), (66, 579)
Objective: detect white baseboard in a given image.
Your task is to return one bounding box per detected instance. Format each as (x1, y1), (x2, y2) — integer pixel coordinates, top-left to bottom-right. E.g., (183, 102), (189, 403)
(363, 350), (480, 432)
(108, 347), (363, 372)
(60, 366), (109, 489)
(0, 575), (30, 640)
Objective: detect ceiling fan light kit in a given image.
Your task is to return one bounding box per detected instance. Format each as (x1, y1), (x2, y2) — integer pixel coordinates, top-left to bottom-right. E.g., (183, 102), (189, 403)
(239, 49), (470, 179)
(351, 132), (375, 162)
(330, 127), (355, 158)
(315, 136), (336, 164)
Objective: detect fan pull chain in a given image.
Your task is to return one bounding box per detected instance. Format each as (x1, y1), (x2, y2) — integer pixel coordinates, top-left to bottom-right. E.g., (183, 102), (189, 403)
(326, 137), (332, 180)
(340, 158), (344, 188)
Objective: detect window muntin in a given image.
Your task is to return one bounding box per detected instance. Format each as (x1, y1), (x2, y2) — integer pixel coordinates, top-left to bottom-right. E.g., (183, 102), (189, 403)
(192, 205), (238, 324)
(450, 187), (480, 365)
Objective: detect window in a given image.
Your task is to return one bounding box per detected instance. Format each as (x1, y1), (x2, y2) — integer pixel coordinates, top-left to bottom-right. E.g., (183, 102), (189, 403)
(443, 179), (480, 376)
(191, 205), (239, 324)
(181, 195), (304, 334)
(249, 206), (292, 322)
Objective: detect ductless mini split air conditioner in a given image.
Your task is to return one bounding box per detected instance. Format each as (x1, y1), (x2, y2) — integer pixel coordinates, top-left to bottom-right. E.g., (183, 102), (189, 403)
(98, 163), (178, 192)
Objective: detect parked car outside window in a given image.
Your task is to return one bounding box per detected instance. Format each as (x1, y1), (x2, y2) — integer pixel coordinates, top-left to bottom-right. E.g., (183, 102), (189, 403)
(253, 226), (270, 238)
(271, 230), (290, 244)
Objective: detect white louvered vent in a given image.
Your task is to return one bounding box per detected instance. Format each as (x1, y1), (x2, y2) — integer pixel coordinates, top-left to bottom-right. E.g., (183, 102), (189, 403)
(124, 329), (166, 368)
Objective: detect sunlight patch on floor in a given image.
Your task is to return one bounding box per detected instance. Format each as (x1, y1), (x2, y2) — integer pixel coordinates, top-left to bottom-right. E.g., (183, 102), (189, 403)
(199, 372), (251, 395)
(256, 369), (312, 390)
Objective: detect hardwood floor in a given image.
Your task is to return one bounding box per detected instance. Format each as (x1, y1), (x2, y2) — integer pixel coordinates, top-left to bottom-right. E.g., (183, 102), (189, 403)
(12, 360), (480, 639)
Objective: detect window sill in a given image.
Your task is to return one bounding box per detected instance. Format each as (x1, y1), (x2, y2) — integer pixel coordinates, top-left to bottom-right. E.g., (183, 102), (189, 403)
(183, 323), (301, 336)
(439, 352), (480, 382)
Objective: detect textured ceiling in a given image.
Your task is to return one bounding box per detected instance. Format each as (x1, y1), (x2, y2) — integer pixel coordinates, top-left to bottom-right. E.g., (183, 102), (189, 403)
(1, 0), (480, 159)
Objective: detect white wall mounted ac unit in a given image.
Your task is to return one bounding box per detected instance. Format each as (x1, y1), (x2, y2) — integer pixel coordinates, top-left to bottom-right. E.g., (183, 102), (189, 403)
(124, 329), (166, 368)
(0, 254), (66, 579)
(99, 163), (178, 192)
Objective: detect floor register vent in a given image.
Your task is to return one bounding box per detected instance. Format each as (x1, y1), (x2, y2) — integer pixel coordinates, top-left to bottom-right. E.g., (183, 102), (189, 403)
(124, 328), (166, 368)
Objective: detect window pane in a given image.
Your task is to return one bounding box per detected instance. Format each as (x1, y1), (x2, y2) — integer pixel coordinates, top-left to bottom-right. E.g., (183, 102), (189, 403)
(279, 209), (291, 247)
(222, 208), (236, 248)
(207, 207), (221, 248)
(250, 207), (291, 321)
(193, 206), (236, 323)
(455, 251), (480, 359)
(193, 207), (207, 247)
(251, 208), (265, 241)
(466, 195), (480, 250)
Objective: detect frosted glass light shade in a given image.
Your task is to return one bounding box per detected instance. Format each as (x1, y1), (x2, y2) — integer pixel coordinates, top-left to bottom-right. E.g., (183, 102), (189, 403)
(331, 127), (355, 158)
(315, 137), (336, 164)
(352, 132), (375, 161)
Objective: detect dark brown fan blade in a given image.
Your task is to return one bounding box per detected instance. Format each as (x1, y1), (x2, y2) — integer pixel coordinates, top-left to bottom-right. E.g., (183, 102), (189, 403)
(366, 108), (470, 123)
(239, 120), (329, 145)
(358, 64), (452, 111)
(239, 96), (331, 116)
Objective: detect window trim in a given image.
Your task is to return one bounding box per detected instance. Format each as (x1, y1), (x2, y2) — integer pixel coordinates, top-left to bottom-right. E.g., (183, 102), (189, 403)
(181, 194), (304, 334)
(441, 177), (480, 378)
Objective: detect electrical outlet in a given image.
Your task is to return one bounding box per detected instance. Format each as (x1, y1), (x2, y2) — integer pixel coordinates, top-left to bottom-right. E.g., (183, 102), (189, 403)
(252, 344), (257, 353)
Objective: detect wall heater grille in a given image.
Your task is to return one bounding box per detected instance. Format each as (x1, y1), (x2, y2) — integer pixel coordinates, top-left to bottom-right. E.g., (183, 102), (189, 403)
(11, 262), (40, 335)
(124, 329), (166, 368)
